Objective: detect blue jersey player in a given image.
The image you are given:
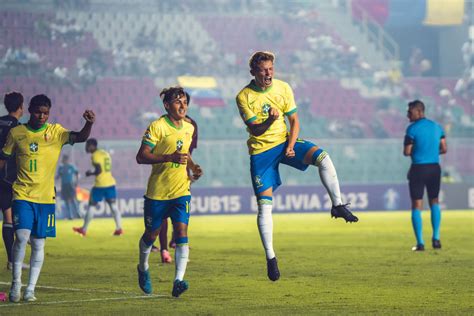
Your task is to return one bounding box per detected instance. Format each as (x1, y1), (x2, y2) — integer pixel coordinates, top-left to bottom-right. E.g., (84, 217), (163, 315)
(404, 100), (447, 251)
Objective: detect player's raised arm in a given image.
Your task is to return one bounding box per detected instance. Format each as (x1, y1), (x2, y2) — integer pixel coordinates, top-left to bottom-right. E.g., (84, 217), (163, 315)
(136, 143), (187, 165)
(69, 110), (95, 144)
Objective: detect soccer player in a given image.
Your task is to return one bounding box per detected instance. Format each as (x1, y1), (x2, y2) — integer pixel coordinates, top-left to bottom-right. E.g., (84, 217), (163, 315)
(136, 86), (202, 298)
(0, 92), (27, 270)
(152, 91), (199, 262)
(236, 51), (358, 282)
(73, 138), (123, 236)
(56, 155), (80, 219)
(404, 100), (447, 251)
(0, 94), (94, 302)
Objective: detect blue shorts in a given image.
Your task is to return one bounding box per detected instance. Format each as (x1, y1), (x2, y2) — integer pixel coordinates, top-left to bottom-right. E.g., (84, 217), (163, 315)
(91, 186), (117, 204)
(12, 200), (56, 238)
(144, 196), (191, 231)
(250, 139), (316, 195)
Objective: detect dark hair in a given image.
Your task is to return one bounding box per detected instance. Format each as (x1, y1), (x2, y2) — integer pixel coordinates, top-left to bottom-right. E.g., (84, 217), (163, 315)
(249, 51), (275, 70)
(4, 92), (24, 113)
(159, 87), (186, 105)
(86, 138), (98, 147)
(408, 100), (425, 112)
(29, 94), (51, 111)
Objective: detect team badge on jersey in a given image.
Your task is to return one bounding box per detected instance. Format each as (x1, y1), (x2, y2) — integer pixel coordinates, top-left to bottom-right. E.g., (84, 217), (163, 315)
(29, 142), (39, 152)
(144, 130), (152, 140)
(262, 104), (271, 115)
(176, 140), (183, 151)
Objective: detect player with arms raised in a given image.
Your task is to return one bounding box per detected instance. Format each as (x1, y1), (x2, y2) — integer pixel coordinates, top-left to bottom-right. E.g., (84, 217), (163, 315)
(236, 51), (358, 282)
(0, 94), (94, 302)
(136, 87), (202, 298)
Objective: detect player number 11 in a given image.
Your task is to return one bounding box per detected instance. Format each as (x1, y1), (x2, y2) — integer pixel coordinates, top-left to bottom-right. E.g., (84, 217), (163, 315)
(29, 159), (37, 172)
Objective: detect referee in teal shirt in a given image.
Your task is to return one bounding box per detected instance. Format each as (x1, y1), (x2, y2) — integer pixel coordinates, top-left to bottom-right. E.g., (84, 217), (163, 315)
(404, 100), (447, 251)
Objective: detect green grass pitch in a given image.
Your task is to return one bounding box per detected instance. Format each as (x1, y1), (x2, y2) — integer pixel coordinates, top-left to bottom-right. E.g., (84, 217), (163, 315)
(0, 211), (472, 314)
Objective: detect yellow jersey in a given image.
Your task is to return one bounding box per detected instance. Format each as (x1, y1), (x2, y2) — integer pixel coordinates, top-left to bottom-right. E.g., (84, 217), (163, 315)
(91, 149), (116, 188)
(1, 123), (70, 204)
(236, 79), (297, 155)
(142, 115), (194, 200)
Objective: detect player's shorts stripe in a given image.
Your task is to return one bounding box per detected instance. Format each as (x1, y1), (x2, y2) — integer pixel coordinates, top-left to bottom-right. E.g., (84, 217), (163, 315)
(285, 108), (297, 116)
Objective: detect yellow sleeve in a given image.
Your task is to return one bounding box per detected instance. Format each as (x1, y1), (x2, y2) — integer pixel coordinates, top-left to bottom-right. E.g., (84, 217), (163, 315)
(91, 151), (99, 165)
(236, 91), (257, 124)
(283, 83), (297, 116)
(142, 122), (162, 149)
(54, 124), (71, 145)
(1, 130), (15, 157)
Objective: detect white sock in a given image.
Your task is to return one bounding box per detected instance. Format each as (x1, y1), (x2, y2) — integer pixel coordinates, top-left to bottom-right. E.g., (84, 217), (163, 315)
(316, 154), (343, 206)
(138, 238), (152, 272)
(82, 205), (94, 231)
(257, 198), (275, 259)
(26, 238), (45, 292)
(12, 229), (31, 285)
(108, 201), (122, 230)
(175, 244), (189, 281)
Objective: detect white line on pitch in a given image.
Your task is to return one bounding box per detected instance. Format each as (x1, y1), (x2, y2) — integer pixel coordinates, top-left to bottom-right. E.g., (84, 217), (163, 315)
(0, 281), (137, 295)
(0, 294), (165, 307)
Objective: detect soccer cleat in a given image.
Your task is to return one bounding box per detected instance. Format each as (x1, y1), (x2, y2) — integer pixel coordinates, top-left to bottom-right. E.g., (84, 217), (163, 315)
(161, 250), (173, 263)
(23, 290), (36, 302)
(266, 257), (280, 281)
(432, 239), (442, 249)
(7, 262), (30, 270)
(137, 265), (152, 294)
(72, 227), (86, 237)
(331, 204), (359, 223)
(172, 279), (189, 298)
(151, 245), (160, 253)
(412, 244), (425, 251)
(9, 282), (21, 303)
(113, 228), (124, 236)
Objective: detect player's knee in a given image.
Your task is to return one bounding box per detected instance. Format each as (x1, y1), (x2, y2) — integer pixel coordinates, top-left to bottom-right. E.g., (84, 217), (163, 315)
(311, 148), (329, 166)
(142, 231), (157, 246)
(14, 229), (31, 245)
(30, 238), (45, 251)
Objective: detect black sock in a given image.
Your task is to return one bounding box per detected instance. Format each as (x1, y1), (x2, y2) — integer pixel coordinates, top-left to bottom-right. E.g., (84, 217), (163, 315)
(2, 223), (14, 263)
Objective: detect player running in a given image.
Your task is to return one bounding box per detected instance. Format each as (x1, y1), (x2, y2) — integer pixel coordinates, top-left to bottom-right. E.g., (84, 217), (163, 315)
(136, 87), (202, 298)
(404, 100), (447, 251)
(73, 138), (123, 236)
(236, 51), (358, 282)
(0, 94), (94, 302)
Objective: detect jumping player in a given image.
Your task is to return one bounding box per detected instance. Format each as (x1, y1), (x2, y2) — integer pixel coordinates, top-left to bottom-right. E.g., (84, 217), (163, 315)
(73, 138), (123, 236)
(0, 94), (94, 302)
(236, 51), (358, 282)
(136, 87), (202, 298)
(404, 100), (447, 251)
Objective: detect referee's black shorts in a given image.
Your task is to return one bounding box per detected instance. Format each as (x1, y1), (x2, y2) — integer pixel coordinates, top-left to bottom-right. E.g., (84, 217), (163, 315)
(408, 163), (441, 200)
(0, 180), (13, 211)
